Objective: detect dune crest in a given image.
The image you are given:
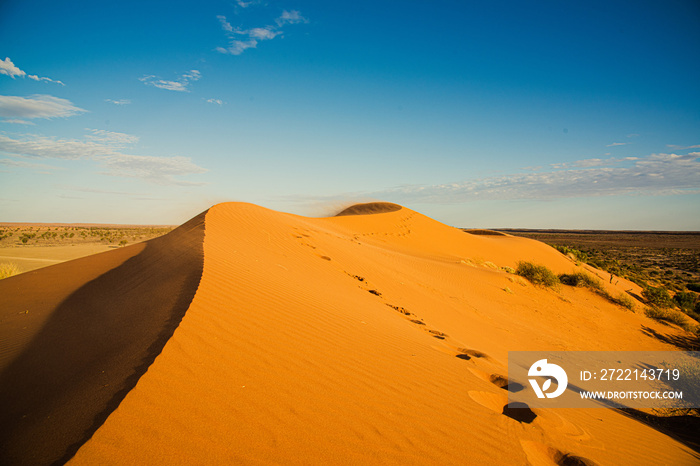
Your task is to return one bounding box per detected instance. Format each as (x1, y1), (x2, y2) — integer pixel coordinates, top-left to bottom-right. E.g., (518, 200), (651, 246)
(1, 202), (695, 465)
(335, 201), (402, 216)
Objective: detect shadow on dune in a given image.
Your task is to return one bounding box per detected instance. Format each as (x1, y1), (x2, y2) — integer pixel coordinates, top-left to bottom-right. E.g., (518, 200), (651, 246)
(0, 211), (206, 465)
(641, 325), (700, 351)
(335, 202), (402, 216)
(617, 408), (700, 457)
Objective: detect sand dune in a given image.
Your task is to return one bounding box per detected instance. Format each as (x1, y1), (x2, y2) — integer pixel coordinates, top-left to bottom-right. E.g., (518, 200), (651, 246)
(0, 212), (205, 465)
(1, 202), (696, 465)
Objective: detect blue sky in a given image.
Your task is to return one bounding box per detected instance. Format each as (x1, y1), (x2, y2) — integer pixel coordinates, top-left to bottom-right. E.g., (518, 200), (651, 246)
(1, 0), (699, 229)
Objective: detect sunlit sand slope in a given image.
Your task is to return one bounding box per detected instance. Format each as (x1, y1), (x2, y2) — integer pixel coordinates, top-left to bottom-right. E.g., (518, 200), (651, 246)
(65, 202), (696, 465)
(0, 212), (206, 465)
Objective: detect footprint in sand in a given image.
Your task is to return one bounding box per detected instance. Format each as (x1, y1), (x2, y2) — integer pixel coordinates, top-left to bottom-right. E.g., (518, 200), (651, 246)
(468, 391), (538, 424)
(519, 440), (595, 466)
(455, 348), (490, 361)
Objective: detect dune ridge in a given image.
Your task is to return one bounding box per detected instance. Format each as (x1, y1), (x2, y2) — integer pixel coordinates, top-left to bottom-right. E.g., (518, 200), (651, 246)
(0, 211), (206, 465)
(1, 202), (696, 465)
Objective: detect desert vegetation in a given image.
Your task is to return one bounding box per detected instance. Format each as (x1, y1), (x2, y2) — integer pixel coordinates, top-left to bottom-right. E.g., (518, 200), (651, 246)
(502, 230), (700, 331)
(516, 262), (636, 311)
(0, 262), (20, 280)
(0, 225), (173, 248)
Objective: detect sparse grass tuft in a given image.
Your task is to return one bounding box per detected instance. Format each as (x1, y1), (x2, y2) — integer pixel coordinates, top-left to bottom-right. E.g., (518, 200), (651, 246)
(0, 262), (20, 280)
(609, 292), (636, 311)
(516, 261), (560, 288)
(645, 306), (694, 331)
(559, 271), (636, 311)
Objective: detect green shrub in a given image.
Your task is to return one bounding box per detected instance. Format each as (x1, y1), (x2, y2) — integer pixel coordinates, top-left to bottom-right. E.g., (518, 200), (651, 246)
(553, 245), (590, 264)
(559, 272), (603, 290)
(642, 286), (674, 308)
(674, 291), (698, 312)
(516, 262), (560, 288)
(0, 263), (20, 280)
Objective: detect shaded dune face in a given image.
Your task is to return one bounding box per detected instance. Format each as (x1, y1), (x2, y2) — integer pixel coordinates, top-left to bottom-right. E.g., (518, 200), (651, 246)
(0, 211), (206, 465)
(334, 202), (402, 216)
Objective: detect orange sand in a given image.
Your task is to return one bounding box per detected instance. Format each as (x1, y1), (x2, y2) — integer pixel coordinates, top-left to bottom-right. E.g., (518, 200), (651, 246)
(1, 202), (697, 465)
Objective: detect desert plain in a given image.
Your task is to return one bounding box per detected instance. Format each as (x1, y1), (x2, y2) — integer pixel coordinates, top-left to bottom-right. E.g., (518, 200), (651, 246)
(0, 202), (698, 465)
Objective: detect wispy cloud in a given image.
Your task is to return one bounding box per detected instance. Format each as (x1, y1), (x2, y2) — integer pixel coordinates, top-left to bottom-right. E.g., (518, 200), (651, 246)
(1, 118), (35, 125)
(0, 57), (64, 85)
(105, 99), (131, 105)
(358, 152), (700, 204)
(85, 128), (139, 146)
(100, 154), (207, 186)
(667, 144), (700, 150)
(216, 10), (308, 55)
(276, 10), (307, 27)
(606, 142), (628, 147)
(0, 158), (61, 171)
(0, 130), (207, 184)
(139, 70), (201, 92)
(0, 94), (87, 121)
(205, 98), (224, 105)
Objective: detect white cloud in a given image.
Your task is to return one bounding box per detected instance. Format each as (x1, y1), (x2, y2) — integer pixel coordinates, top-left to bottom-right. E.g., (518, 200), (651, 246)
(0, 94), (87, 120)
(105, 99), (131, 105)
(667, 144), (700, 150)
(85, 129), (139, 146)
(27, 74), (64, 86)
(606, 142), (628, 147)
(236, 0), (254, 7)
(100, 154), (207, 185)
(248, 26), (280, 40)
(0, 57), (25, 78)
(276, 10), (308, 27)
(0, 130), (207, 184)
(0, 57), (64, 85)
(216, 40), (258, 56)
(205, 98), (224, 105)
(216, 10), (307, 55)
(217, 15), (234, 32)
(140, 70), (201, 92)
(363, 152), (700, 203)
(1, 118), (35, 125)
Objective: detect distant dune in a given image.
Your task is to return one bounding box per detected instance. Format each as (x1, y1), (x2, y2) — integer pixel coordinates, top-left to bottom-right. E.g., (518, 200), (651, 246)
(0, 202), (696, 465)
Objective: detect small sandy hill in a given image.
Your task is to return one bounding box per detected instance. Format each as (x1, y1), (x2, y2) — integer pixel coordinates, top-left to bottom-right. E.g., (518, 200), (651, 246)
(335, 201), (402, 216)
(1, 202), (696, 465)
